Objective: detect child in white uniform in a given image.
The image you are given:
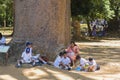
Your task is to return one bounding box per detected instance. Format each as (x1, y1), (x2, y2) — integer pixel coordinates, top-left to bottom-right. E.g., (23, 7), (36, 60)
(16, 48), (35, 67)
(88, 57), (97, 72)
(54, 52), (64, 68)
(76, 55), (88, 71)
(60, 51), (71, 70)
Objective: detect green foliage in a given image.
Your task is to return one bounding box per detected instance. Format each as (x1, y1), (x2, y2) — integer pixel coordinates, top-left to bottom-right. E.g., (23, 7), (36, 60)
(0, 0), (13, 27)
(109, 0), (120, 18)
(71, 0), (114, 20)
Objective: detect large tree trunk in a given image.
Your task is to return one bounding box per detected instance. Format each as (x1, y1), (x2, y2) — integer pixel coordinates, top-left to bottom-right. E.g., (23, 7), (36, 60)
(12, 0), (71, 60)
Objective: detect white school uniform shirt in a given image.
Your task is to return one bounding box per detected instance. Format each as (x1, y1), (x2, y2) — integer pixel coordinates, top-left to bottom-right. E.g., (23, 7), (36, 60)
(80, 58), (88, 67)
(0, 37), (6, 45)
(24, 47), (32, 55)
(54, 56), (63, 68)
(21, 51), (32, 62)
(61, 57), (71, 65)
(88, 59), (96, 66)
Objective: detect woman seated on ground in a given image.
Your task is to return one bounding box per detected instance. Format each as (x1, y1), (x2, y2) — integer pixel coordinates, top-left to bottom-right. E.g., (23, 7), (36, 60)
(65, 41), (80, 66)
(0, 33), (6, 45)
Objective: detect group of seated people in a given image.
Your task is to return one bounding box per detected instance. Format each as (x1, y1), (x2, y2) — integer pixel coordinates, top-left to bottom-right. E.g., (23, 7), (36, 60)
(75, 55), (100, 72)
(1, 32), (99, 72)
(53, 41), (100, 72)
(16, 41), (99, 72)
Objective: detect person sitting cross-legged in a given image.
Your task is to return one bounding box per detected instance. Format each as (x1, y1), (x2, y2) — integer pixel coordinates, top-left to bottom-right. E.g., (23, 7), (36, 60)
(53, 52), (64, 68)
(16, 47), (36, 67)
(87, 57), (99, 72)
(75, 55), (89, 71)
(60, 51), (71, 70)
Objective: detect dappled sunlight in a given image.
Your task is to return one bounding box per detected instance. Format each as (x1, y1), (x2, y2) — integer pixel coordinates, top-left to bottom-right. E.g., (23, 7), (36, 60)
(88, 73), (120, 80)
(70, 70), (120, 80)
(23, 67), (48, 80)
(77, 39), (120, 47)
(78, 42), (120, 47)
(0, 75), (17, 80)
(6, 37), (12, 44)
(45, 68), (75, 80)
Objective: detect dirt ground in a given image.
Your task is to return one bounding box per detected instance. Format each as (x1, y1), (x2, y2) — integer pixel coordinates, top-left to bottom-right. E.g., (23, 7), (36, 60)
(0, 38), (120, 80)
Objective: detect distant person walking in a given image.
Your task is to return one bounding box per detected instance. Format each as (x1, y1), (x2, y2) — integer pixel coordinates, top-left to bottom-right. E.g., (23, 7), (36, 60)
(0, 33), (6, 45)
(92, 25), (97, 36)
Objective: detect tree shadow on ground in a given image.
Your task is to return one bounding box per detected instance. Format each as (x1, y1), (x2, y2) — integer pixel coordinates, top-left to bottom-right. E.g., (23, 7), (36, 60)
(0, 64), (94, 80)
(80, 46), (120, 65)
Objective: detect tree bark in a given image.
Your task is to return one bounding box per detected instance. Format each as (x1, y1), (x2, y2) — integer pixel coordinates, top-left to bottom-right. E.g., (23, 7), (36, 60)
(12, 0), (71, 60)
(72, 17), (81, 40)
(3, 19), (6, 27)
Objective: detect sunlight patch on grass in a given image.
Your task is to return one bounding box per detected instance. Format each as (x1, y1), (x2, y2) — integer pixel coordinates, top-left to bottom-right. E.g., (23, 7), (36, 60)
(88, 73), (120, 80)
(45, 68), (75, 80)
(23, 68), (48, 80)
(77, 42), (120, 47)
(0, 75), (17, 80)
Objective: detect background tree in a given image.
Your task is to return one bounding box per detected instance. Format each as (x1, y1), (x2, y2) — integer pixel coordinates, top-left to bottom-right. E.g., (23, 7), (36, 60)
(108, 0), (120, 31)
(0, 0), (13, 27)
(71, 0), (114, 37)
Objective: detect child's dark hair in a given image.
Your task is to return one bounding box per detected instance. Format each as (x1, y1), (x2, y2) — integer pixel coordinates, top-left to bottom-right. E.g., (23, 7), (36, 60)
(89, 57), (93, 61)
(76, 55), (81, 60)
(63, 50), (67, 54)
(59, 52), (63, 56)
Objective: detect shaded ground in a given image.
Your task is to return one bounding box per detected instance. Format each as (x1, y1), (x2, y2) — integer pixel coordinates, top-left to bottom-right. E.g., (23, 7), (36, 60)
(0, 38), (120, 80)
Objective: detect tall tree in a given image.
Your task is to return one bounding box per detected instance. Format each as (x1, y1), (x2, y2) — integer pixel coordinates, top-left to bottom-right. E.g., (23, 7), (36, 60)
(71, 0), (113, 36)
(108, 0), (120, 31)
(12, 0), (71, 60)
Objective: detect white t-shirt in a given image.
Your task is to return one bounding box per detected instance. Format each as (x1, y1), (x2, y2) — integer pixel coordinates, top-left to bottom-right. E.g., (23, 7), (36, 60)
(0, 37), (6, 45)
(80, 58), (88, 67)
(61, 57), (71, 65)
(21, 52), (32, 62)
(54, 56), (63, 68)
(88, 59), (96, 66)
(24, 47), (32, 55)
